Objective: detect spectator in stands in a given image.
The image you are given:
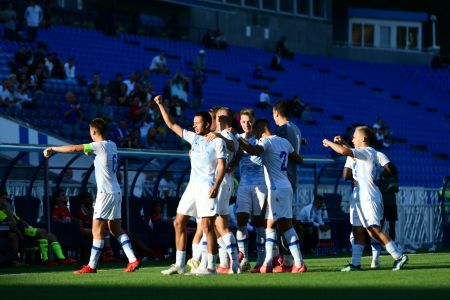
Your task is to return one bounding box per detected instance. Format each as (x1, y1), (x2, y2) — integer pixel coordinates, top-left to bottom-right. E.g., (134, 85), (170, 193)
(270, 50), (284, 71)
(128, 96), (149, 125)
(141, 69), (152, 88)
(193, 49), (206, 72)
(143, 127), (161, 150)
(114, 119), (130, 147)
(139, 113), (154, 139)
(60, 91), (83, 140)
(107, 72), (123, 101)
(372, 117), (392, 149)
(276, 36), (294, 59)
(0, 78), (14, 109)
(212, 30), (228, 50)
(202, 29), (214, 49)
(192, 68), (206, 110)
(88, 72), (104, 119)
(2, 2), (18, 40)
(253, 63), (275, 82)
(45, 52), (65, 79)
(100, 95), (114, 123)
(159, 173), (177, 198)
(150, 51), (170, 75)
(116, 83), (129, 107)
(14, 44), (32, 73)
(14, 82), (35, 109)
(129, 82), (146, 104)
(64, 58), (76, 82)
(257, 85), (271, 109)
(31, 42), (47, 68)
(29, 62), (46, 91)
(291, 95), (316, 125)
(145, 83), (156, 103)
(296, 195), (330, 253)
(170, 70), (189, 105)
(24, 0), (43, 43)
(0, 189), (77, 266)
(123, 72), (138, 96)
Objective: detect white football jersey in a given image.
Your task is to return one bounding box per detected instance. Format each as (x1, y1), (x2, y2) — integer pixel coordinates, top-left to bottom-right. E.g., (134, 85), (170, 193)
(90, 141), (121, 194)
(258, 135), (293, 190)
(239, 134), (265, 187)
(344, 151), (391, 182)
(183, 129), (226, 186)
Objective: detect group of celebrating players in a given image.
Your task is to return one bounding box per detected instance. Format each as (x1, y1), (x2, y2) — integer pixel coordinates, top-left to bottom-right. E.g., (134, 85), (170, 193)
(43, 94), (408, 275)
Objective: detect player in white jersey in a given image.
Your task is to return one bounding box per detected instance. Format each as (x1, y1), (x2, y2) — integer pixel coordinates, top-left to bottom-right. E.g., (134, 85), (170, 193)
(323, 126), (408, 271)
(341, 138), (398, 270)
(272, 100), (302, 272)
(227, 109), (267, 272)
(206, 107), (240, 274)
(43, 118), (140, 274)
(153, 95), (227, 276)
(236, 118), (307, 273)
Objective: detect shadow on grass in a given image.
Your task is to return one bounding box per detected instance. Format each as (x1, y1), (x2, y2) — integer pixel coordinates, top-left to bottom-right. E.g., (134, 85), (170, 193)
(0, 285), (449, 300)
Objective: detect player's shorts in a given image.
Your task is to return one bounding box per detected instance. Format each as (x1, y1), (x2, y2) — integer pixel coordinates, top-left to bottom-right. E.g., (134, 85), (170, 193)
(355, 197), (384, 228)
(235, 184), (267, 216)
(93, 191), (122, 220)
(177, 183), (217, 218)
(24, 227), (38, 237)
(265, 187), (293, 221)
(216, 174), (234, 216)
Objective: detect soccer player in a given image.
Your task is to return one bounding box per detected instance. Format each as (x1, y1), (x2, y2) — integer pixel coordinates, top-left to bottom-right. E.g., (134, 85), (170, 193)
(237, 118), (307, 273)
(154, 95), (227, 275)
(272, 100), (302, 272)
(227, 109), (267, 272)
(207, 107), (240, 274)
(43, 118), (140, 273)
(341, 137), (398, 270)
(323, 126), (408, 271)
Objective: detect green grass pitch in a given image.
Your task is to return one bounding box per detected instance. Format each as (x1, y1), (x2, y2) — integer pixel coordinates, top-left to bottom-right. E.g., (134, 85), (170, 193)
(1, 252), (449, 300)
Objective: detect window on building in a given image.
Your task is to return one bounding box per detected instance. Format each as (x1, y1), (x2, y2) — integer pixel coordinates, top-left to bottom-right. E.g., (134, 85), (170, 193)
(352, 23), (362, 46)
(363, 24), (374, 47)
(408, 27), (418, 49)
(313, 0), (325, 18)
(244, 0), (259, 8)
(280, 0), (294, 13)
(397, 26), (407, 49)
(262, 0), (276, 11)
(297, 0), (310, 15)
(380, 26), (391, 48)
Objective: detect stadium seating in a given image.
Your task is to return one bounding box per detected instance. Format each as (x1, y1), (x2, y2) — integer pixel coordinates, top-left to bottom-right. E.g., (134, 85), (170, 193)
(0, 24), (449, 187)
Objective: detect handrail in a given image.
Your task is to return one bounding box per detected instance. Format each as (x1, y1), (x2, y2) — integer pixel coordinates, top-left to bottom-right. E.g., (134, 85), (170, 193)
(0, 144), (335, 165)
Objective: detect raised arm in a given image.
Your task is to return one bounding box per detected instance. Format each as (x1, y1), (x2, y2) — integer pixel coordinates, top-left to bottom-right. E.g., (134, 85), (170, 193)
(153, 95), (183, 138)
(323, 139), (353, 157)
(43, 144), (84, 157)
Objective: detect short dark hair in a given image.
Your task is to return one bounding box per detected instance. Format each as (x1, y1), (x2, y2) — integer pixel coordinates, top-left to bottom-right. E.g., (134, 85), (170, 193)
(253, 118), (270, 131)
(355, 126), (376, 145)
(90, 118), (107, 136)
(273, 100), (292, 118)
(194, 111), (212, 128)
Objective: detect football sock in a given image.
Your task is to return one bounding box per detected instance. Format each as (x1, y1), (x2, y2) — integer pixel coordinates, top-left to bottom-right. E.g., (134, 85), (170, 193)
(88, 239), (104, 269)
(236, 226), (249, 261)
(118, 234), (137, 263)
(217, 237), (229, 268)
(222, 232), (238, 266)
(371, 238), (381, 262)
(200, 236), (208, 269)
(175, 250), (186, 268)
(283, 228), (303, 267)
(385, 241), (402, 260)
(351, 244), (364, 267)
(207, 253), (216, 270)
(38, 239), (49, 261)
(264, 228), (277, 266)
(192, 243), (200, 261)
(50, 241), (66, 260)
(255, 227), (266, 266)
